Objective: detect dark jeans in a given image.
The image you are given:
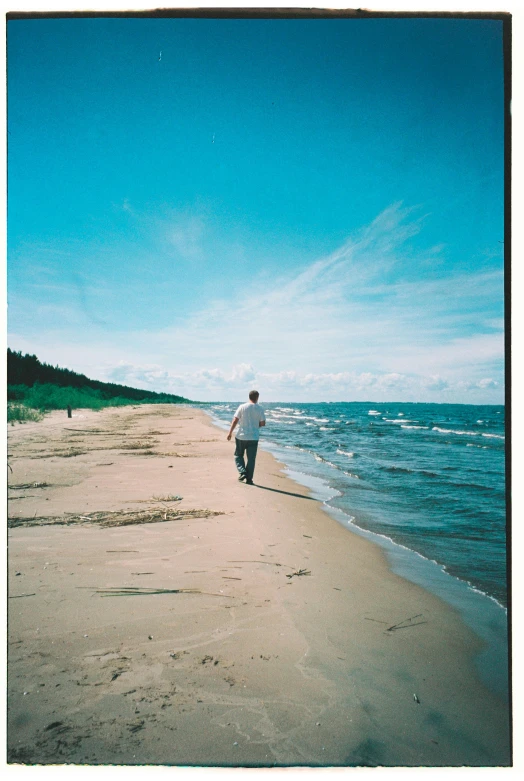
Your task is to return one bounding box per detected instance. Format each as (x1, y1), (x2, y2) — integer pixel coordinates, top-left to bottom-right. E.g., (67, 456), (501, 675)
(234, 438), (259, 481)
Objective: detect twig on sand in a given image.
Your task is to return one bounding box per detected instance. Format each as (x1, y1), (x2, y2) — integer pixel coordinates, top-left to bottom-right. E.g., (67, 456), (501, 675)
(63, 428), (108, 433)
(9, 593), (36, 599)
(386, 614), (426, 632)
(286, 569), (311, 579)
(227, 560), (294, 569)
(387, 621), (427, 631)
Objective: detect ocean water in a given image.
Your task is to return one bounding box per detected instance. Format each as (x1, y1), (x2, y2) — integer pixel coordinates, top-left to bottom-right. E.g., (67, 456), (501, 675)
(208, 401), (507, 606)
(205, 401), (509, 697)
(206, 402), (507, 606)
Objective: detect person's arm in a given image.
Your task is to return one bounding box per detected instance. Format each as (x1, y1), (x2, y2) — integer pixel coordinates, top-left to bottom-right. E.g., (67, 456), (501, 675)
(259, 420), (265, 427)
(227, 417), (239, 441)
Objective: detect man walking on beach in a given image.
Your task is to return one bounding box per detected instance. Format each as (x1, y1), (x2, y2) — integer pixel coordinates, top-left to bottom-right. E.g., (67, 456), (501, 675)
(227, 390), (266, 485)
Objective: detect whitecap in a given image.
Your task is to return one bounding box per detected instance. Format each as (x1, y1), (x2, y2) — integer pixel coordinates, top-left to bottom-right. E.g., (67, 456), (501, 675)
(368, 410), (381, 416)
(336, 449), (355, 458)
(401, 425), (428, 430)
(482, 433), (505, 440)
(432, 427), (478, 436)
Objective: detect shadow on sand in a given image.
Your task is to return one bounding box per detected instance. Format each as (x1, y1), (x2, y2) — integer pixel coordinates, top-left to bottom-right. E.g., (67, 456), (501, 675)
(250, 484), (317, 501)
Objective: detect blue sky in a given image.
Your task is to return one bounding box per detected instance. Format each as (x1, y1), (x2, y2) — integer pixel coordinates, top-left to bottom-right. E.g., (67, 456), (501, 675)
(7, 14), (505, 402)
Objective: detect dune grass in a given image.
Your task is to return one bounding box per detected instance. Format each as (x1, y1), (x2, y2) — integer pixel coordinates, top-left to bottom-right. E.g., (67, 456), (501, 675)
(7, 403), (45, 425)
(7, 384), (176, 425)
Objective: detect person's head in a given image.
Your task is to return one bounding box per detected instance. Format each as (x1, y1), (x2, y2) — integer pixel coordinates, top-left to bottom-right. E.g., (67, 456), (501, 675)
(248, 390), (259, 403)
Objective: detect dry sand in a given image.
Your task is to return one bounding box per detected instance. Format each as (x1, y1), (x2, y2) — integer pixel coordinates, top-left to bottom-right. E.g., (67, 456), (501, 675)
(6, 404), (511, 767)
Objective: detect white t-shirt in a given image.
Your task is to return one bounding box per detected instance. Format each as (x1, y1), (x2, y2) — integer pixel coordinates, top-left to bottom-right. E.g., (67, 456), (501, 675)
(234, 402), (266, 441)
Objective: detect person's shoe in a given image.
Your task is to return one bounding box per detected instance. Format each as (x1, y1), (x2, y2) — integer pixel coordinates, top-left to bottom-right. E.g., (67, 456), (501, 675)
(238, 473), (247, 481)
(246, 479), (254, 485)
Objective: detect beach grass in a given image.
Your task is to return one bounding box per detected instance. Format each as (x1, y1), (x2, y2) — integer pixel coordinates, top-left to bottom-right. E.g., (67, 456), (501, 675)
(7, 403), (44, 424)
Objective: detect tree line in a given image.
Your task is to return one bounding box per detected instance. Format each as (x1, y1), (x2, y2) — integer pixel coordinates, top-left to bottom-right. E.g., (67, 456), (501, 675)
(7, 349), (191, 404)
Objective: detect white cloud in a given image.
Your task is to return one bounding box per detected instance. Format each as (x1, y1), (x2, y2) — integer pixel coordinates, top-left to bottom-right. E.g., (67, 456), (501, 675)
(132, 203), (503, 394)
(9, 203), (505, 403)
(477, 378), (499, 390)
(230, 363), (256, 383)
(99, 360), (503, 404)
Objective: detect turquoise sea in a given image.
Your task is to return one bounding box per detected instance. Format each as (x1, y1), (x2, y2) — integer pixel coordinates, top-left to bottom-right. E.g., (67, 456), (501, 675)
(205, 401), (509, 699)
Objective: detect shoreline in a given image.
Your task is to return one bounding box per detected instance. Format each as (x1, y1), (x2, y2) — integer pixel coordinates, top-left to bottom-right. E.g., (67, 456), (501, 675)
(7, 404), (511, 766)
(206, 406), (509, 701)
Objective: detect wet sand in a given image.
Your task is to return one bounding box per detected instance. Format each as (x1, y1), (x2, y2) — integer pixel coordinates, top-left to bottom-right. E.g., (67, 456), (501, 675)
(6, 404), (511, 766)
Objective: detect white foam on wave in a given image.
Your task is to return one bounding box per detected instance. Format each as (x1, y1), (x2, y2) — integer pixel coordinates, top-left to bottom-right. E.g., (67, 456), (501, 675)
(283, 444), (309, 454)
(312, 453), (359, 476)
(432, 427), (478, 436)
(401, 425), (428, 430)
(368, 410), (381, 416)
(336, 449), (355, 458)
(482, 433), (505, 440)
(384, 418), (415, 424)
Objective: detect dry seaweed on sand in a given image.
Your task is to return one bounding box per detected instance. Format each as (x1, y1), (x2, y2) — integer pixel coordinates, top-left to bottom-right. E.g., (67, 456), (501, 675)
(93, 586), (233, 598)
(62, 426), (112, 436)
(95, 587), (202, 597)
(119, 440), (157, 450)
(8, 507), (224, 529)
(30, 449), (88, 459)
(9, 482), (50, 490)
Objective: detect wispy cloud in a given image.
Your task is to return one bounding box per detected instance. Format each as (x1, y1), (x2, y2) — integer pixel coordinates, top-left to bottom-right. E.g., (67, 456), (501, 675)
(8, 203), (505, 402)
(133, 203), (503, 387)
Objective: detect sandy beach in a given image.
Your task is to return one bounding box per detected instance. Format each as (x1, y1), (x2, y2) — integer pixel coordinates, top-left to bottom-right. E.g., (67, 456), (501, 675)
(6, 404), (510, 767)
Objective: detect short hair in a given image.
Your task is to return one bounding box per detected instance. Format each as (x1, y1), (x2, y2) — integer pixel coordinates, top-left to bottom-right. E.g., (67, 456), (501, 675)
(248, 390), (259, 402)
